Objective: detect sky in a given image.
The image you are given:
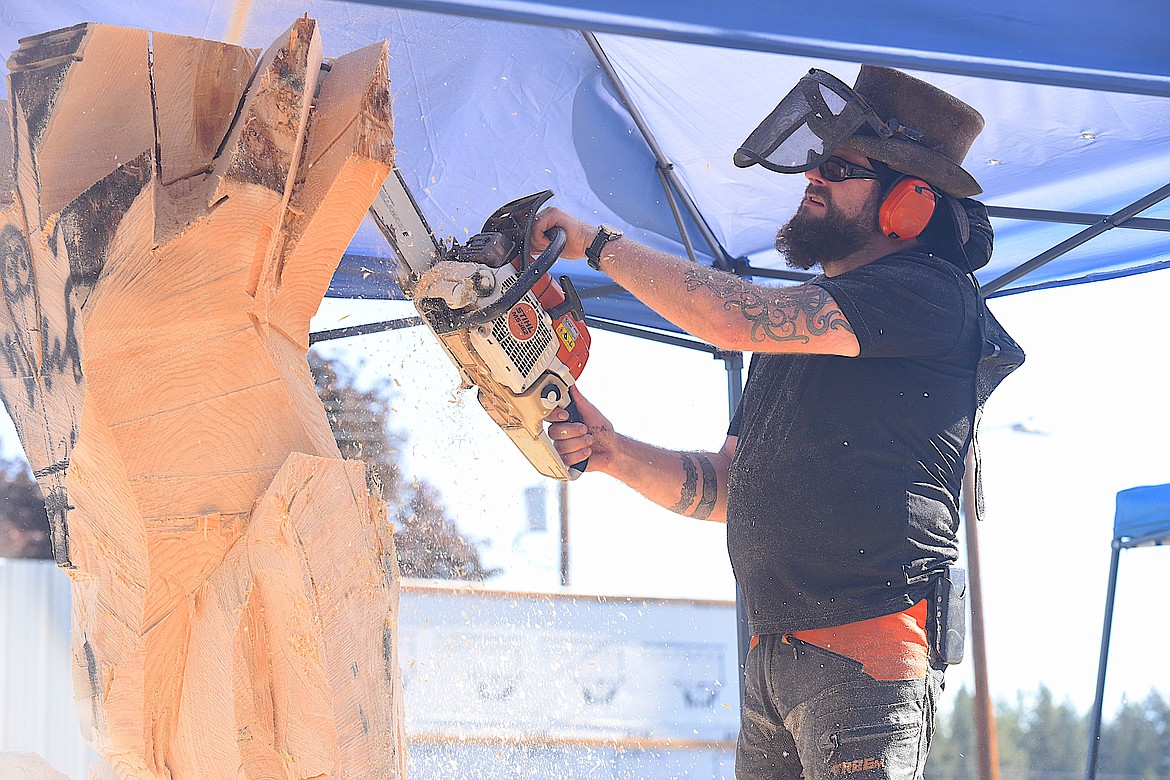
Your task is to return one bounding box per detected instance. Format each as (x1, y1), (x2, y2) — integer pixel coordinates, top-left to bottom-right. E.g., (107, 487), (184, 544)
(2, 266), (1167, 724)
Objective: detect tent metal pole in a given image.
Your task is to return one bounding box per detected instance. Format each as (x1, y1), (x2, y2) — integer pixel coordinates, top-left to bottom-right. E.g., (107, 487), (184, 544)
(584, 316), (720, 353)
(985, 182), (1170, 294)
(963, 449), (1000, 780)
(656, 164), (700, 264)
(581, 30), (737, 270)
(983, 260), (1170, 298)
(738, 264), (817, 282)
(1085, 538), (1123, 780)
(986, 206), (1170, 233)
(720, 351), (744, 421)
(717, 350), (751, 706)
(308, 316), (424, 343)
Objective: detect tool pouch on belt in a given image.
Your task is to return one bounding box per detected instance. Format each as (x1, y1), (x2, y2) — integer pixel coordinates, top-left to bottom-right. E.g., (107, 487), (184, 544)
(931, 567), (967, 665)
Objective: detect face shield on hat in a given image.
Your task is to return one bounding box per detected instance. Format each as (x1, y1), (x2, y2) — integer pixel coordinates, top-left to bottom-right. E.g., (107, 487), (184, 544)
(734, 69), (897, 174)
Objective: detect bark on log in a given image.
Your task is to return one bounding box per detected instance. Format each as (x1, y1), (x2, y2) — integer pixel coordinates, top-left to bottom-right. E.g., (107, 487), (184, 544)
(0, 19), (405, 779)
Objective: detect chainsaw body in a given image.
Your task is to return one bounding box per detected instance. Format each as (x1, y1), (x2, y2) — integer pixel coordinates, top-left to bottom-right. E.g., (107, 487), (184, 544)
(371, 183), (590, 480)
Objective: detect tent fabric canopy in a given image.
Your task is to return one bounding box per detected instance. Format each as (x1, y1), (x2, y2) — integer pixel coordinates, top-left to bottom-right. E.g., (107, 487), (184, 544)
(3, 0), (1170, 339)
(347, 0), (1170, 98)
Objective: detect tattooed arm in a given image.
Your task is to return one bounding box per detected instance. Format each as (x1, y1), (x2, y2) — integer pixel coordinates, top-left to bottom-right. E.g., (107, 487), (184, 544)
(531, 207), (860, 356)
(547, 387), (734, 523)
(678, 265), (858, 355)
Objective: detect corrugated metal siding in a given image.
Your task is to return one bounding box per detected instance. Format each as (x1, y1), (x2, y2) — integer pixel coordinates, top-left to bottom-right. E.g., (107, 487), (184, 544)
(398, 581), (740, 749)
(0, 559), (99, 779)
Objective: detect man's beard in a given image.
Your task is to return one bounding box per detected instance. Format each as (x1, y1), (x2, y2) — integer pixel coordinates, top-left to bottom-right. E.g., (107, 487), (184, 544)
(775, 187), (879, 271)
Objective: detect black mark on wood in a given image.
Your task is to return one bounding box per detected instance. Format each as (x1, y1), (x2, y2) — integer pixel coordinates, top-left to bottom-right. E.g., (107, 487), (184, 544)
(44, 484), (74, 568)
(54, 148), (152, 297)
(83, 635), (102, 727)
(382, 624), (396, 691)
(0, 224), (39, 407)
(7, 24), (88, 73)
(9, 63), (71, 156)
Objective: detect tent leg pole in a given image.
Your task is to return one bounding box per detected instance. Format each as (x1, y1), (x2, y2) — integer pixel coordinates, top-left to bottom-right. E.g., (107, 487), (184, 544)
(718, 351), (749, 708)
(735, 589), (751, 707)
(559, 481), (570, 588)
(1085, 539), (1122, 780)
(963, 449), (1000, 780)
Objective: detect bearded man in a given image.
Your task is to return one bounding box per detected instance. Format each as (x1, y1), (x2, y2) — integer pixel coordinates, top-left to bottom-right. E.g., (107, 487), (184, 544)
(531, 65), (1009, 779)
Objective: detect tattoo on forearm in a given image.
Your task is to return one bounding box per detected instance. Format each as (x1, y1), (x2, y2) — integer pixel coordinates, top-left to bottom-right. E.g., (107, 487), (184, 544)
(683, 269), (853, 344)
(691, 455), (717, 520)
(670, 454), (699, 513)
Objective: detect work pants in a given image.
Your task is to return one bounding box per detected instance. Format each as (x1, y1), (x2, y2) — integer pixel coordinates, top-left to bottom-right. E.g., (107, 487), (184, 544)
(734, 634), (944, 780)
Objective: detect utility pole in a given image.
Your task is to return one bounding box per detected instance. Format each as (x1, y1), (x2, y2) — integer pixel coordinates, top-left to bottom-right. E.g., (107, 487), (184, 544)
(964, 449), (1000, 780)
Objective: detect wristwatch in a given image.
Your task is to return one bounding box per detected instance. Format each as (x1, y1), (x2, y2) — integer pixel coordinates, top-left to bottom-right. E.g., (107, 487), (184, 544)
(585, 224), (624, 271)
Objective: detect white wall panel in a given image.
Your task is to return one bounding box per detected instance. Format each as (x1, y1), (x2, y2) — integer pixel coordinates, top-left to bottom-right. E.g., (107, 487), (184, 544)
(0, 560), (99, 779)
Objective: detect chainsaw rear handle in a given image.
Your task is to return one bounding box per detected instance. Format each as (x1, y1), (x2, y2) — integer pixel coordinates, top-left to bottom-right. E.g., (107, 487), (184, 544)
(563, 394), (589, 477)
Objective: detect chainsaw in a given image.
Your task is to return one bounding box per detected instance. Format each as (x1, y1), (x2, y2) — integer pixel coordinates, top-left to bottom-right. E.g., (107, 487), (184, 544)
(369, 171), (590, 480)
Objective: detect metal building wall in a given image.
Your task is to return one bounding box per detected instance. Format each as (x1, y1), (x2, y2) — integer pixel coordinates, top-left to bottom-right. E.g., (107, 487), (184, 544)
(1, 561), (737, 779)
(0, 559), (100, 779)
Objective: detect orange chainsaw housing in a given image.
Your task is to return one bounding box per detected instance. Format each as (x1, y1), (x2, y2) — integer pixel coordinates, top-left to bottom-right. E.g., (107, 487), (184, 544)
(521, 261), (591, 380)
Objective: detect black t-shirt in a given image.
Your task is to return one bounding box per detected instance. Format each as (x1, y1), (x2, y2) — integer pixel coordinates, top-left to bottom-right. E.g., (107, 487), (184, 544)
(726, 251), (981, 634)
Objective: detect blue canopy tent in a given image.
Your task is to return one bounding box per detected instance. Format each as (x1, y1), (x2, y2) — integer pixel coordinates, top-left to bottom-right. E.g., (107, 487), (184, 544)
(5, 1), (1169, 333)
(319, 1), (1170, 325)
(1085, 484), (1170, 780)
(3, 0), (1169, 774)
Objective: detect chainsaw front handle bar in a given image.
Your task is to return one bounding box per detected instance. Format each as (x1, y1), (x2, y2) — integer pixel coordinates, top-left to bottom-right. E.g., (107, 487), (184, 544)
(429, 227), (567, 334)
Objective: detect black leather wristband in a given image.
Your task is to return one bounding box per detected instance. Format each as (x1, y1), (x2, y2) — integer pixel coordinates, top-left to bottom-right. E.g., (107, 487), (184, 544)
(585, 224), (623, 271)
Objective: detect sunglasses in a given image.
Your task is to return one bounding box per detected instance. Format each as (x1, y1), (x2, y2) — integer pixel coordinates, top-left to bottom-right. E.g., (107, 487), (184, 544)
(818, 156), (879, 182)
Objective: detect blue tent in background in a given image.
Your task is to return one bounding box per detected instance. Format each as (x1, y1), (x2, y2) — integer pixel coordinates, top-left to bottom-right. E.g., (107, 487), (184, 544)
(1086, 485), (1170, 779)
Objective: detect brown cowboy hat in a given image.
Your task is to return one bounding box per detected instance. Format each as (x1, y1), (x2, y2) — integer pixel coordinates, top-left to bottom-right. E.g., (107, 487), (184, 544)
(841, 65), (985, 197)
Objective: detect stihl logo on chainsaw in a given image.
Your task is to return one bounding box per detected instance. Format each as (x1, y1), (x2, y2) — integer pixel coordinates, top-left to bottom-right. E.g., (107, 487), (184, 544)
(507, 302), (540, 341)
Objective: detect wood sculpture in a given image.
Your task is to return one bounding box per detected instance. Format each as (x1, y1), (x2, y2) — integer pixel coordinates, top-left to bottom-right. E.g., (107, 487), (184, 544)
(0, 19), (406, 779)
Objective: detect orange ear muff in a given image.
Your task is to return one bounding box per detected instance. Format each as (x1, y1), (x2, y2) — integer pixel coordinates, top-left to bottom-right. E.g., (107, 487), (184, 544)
(879, 178), (938, 241)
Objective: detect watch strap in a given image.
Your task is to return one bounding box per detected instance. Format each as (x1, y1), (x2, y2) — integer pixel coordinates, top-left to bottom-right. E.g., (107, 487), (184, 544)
(585, 225), (623, 271)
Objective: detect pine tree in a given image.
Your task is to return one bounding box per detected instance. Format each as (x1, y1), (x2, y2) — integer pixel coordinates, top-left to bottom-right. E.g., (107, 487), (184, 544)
(927, 684), (1170, 780)
(309, 350), (498, 580)
(1098, 690), (1170, 778)
(992, 694), (1030, 780)
(1023, 685), (1087, 779)
(927, 686), (978, 779)
(0, 455), (52, 558)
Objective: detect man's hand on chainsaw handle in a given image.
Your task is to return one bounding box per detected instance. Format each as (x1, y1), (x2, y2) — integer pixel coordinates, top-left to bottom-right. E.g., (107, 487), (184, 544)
(532, 207), (595, 260)
(546, 386), (732, 524)
(547, 386), (615, 472)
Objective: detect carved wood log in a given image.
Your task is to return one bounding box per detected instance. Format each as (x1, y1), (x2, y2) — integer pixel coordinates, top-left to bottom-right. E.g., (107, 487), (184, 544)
(0, 20), (405, 779)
